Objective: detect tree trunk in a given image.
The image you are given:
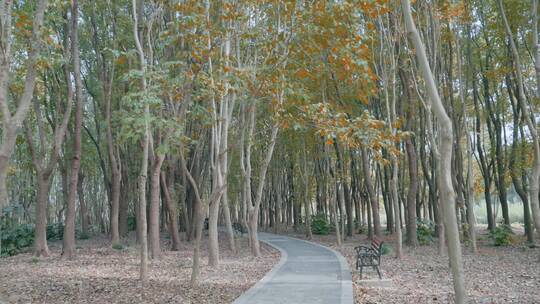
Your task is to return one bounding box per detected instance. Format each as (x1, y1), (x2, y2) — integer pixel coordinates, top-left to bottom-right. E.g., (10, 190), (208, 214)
(105, 53), (121, 247)
(499, 0), (540, 240)
(62, 0), (83, 258)
(208, 192), (221, 266)
(391, 160), (402, 258)
(35, 176), (50, 257)
(247, 125), (279, 257)
(303, 148), (313, 240)
(465, 135), (478, 253)
(149, 154), (164, 259)
(362, 148), (382, 238)
(161, 172), (181, 251)
(132, 0), (149, 282)
(222, 191), (236, 252)
(402, 0), (467, 301)
(0, 0), (48, 255)
(405, 138), (418, 247)
(78, 172), (90, 237)
(333, 181), (342, 247)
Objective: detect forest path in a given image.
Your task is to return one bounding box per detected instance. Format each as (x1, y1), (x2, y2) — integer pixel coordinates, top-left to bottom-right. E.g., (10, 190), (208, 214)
(233, 233), (353, 304)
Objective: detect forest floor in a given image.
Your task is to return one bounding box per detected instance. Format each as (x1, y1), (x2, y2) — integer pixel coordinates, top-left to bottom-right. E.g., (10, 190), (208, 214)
(0, 232), (279, 304)
(284, 226), (540, 304)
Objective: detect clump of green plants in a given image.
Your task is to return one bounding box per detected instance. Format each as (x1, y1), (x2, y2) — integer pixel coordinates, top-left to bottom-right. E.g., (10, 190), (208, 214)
(311, 214), (330, 235)
(2, 205), (35, 256)
(112, 243), (125, 250)
(77, 232), (90, 240)
(489, 224), (514, 246)
(380, 244), (392, 255)
(127, 215), (137, 232)
(1, 223), (35, 256)
(46, 223), (64, 241)
(416, 220), (435, 245)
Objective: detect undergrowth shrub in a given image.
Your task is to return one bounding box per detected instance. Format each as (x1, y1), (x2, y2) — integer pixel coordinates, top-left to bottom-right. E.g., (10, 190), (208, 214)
(112, 243), (125, 250)
(311, 214), (330, 235)
(46, 223), (64, 241)
(380, 244), (392, 255)
(128, 215), (137, 232)
(1, 221), (67, 256)
(489, 224), (514, 246)
(416, 220), (435, 245)
(1, 223), (35, 256)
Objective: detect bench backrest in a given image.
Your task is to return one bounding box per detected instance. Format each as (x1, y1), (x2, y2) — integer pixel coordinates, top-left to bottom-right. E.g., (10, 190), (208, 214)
(371, 237), (383, 254)
(233, 222), (245, 231)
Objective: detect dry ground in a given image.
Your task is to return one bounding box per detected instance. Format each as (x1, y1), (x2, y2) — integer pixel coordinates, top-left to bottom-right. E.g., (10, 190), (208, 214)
(0, 233), (279, 304)
(286, 228), (540, 304)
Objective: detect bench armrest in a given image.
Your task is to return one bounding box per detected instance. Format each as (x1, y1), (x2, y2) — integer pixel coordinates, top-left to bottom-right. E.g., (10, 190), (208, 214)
(354, 245), (375, 255)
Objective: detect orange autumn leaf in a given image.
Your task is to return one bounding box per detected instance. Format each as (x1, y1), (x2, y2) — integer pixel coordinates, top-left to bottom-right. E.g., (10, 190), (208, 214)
(296, 68), (310, 79)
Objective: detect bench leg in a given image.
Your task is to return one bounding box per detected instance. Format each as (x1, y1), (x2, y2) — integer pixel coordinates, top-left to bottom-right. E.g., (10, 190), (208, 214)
(374, 265), (381, 279)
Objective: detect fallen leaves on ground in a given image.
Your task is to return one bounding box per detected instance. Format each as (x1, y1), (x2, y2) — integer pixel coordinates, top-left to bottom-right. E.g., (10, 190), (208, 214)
(0, 233), (279, 304)
(287, 228), (540, 304)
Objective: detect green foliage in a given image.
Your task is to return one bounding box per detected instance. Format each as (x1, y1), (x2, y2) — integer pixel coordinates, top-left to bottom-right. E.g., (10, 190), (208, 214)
(112, 243), (125, 250)
(311, 214), (330, 235)
(416, 220), (435, 245)
(1, 223), (35, 257)
(380, 244), (392, 255)
(127, 215), (137, 232)
(489, 225), (514, 246)
(46, 223), (64, 241)
(1, 221), (68, 256)
(77, 232), (90, 240)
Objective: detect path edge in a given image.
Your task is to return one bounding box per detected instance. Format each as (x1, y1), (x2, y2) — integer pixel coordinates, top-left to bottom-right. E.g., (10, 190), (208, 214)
(232, 233), (288, 304)
(232, 232), (354, 304)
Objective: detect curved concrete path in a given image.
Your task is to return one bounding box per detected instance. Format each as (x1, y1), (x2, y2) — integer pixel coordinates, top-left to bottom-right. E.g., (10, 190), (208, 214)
(234, 233), (353, 304)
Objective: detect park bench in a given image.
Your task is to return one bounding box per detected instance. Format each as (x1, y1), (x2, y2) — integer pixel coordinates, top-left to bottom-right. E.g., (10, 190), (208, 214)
(233, 222), (247, 236)
(354, 236), (383, 279)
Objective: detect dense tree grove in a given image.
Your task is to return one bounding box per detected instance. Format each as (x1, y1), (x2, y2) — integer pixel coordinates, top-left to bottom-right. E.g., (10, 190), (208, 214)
(2, 0), (540, 302)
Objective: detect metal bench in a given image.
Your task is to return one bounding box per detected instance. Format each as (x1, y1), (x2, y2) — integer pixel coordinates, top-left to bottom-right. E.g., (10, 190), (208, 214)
(354, 236), (383, 279)
(233, 222), (247, 236)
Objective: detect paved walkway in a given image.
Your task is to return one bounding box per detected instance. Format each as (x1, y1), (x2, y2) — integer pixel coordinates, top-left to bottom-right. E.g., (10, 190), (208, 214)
(234, 233), (353, 304)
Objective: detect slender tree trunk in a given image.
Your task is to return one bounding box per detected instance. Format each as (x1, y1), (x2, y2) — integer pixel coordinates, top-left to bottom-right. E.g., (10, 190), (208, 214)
(361, 148), (381, 237)
(161, 172), (181, 251)
(391, 160), (402, 258)
(465, 135), (477, 253)
(104, 55), (121, 246)
(222, 192), (236, 252)
(303, 147), (313, 240)
(149, 154), (164, 259)
(132, 0), (149, 282)
(402, 1), (467, 301)
(247, 125), (279, 257)
(35, 175), (50, 257)
(78, 172), (90, 237)
(499, 0), (540, 240)
(208, 193), (221, 266)
(0, 0), (48, 255)
(63, 0), (83, 258)
(405, 137), (418, 247)
(107, 102), (121, 246)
